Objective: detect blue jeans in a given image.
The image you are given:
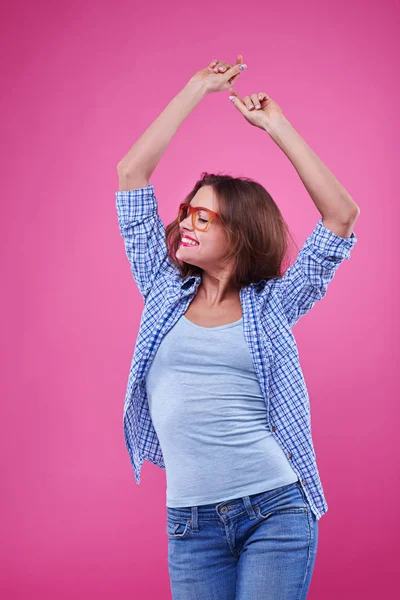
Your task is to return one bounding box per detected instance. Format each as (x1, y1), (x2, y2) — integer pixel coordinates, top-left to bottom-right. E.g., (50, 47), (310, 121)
(166, 480), (318, 599)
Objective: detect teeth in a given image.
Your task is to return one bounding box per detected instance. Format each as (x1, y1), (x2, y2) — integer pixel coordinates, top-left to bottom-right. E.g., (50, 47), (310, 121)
(181, 237), (198, 246)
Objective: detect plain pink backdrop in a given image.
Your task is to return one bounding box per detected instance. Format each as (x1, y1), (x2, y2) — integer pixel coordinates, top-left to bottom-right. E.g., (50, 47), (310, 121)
(1, 0), (399, 598)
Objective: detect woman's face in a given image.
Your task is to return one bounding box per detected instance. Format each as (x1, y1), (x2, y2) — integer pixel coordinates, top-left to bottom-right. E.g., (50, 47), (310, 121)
(176, 186), (230, 273)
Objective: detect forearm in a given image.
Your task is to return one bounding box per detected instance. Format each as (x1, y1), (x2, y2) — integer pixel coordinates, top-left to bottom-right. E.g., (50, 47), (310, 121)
(117, 81), (207, 178)
(264, 117), (360, 220)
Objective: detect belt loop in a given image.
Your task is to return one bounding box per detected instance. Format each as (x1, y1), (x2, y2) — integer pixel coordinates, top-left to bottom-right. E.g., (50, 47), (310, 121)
(191, 506), (199, 531)
(242, 495), (257, 520)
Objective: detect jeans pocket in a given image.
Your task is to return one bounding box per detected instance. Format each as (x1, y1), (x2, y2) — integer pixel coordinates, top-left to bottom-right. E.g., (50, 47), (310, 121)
(257, 505), (307, 520)
(166, 517), (191, 539)
(255, 482), (308, 520)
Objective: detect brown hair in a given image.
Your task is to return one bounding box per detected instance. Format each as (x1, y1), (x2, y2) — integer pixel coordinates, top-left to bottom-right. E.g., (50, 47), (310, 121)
(165, 171), (299, 289)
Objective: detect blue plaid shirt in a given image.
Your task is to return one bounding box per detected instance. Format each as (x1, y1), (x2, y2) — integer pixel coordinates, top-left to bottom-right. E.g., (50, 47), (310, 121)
(116, 183), (358, 521)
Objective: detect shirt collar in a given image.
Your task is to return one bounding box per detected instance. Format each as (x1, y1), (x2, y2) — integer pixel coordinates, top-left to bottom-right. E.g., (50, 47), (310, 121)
(180, 274), (202, 288)
(180, 274), (263, 292)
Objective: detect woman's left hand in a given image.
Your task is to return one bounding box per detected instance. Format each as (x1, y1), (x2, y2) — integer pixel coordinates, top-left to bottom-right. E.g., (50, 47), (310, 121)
(228, 88), (286, 130)
(187, 55), (248, 94)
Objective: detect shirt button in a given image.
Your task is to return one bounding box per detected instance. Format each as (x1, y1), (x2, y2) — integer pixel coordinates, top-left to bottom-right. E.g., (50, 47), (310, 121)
(271, 426), (276, 432)
(301, 480), (306, 486)
(288, 452), (293, 458)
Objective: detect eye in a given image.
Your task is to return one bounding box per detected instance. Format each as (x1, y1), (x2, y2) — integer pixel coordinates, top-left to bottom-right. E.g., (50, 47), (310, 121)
(199, 218), (208, 223)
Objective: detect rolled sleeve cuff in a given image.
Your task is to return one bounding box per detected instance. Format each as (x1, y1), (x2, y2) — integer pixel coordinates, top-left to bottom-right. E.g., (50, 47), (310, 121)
(308, 217), (358, 262)
(116, 184), (157, 231)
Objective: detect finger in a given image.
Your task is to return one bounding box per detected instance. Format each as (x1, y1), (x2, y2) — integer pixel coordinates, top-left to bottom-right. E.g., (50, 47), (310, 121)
(228, 88), (241, 99)
(258, 92), (270, 104)
(251, 93), (261, 110)
(213, 60), (233, 73)
(217, 62), (232, 74)
(242, 95), (255, 111)
(210, 59), (224, 73)
(223, 62), (247, 82)
(210, 58), (238, 73)
(228, 71), (241, 86)
(228, 91), (248, 116)
(225, 57), (244, 85)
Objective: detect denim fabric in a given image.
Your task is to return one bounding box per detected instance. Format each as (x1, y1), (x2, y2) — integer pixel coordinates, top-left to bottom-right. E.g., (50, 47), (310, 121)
(166, 480), (318, 599)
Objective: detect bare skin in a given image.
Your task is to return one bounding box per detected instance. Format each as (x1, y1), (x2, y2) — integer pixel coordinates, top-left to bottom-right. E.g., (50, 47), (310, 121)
(183, 289), (242, 327)
(117, 55), (360, 329)
(177, 185), (243, 327)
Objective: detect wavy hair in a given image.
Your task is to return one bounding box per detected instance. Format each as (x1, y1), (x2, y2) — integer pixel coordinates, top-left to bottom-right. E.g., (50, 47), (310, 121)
(165, 171), (299, 289)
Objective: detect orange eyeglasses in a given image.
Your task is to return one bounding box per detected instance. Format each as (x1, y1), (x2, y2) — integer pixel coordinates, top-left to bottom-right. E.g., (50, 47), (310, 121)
(178, 203), (220, 232)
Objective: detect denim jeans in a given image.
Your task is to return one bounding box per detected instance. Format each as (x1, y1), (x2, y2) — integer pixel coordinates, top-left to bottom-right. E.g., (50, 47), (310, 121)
(166, 480), (318, 599)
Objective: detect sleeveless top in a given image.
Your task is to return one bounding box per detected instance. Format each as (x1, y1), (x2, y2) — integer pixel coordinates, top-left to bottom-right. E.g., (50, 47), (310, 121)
(145, 313), (298, 507)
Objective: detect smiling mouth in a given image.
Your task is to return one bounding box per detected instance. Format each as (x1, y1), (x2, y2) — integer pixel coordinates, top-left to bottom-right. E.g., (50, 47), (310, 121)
(179, 240), (199, 247)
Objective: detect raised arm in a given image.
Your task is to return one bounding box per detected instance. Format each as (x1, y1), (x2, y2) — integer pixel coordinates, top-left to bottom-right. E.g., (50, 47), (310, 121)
(117, 80), (207, 190)
(116, 57), (248, 300)
(116, 76), (211, 300)
(228, 84), (360, 327)
(117, 56), (247, 188)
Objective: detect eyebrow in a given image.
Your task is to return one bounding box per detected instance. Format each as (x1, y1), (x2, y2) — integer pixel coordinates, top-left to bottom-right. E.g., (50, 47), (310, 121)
(190, 205), (211, 211)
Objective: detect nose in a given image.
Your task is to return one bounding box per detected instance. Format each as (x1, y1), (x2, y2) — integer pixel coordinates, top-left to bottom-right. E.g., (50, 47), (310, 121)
(181, 214), (194, 231)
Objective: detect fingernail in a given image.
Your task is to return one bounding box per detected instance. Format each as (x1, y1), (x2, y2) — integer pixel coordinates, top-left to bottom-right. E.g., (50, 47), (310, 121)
(239, 64), (247, 70)
(229, 96), (235, 102)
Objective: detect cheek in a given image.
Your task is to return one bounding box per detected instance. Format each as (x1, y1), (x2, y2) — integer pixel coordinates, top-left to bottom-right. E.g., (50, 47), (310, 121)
(214, 233), (230, 253)
(205, 230), (226, 246)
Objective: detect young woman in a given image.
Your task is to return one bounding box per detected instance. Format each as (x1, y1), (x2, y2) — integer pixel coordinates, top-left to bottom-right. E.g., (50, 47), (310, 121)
(116, 56), (359, 600)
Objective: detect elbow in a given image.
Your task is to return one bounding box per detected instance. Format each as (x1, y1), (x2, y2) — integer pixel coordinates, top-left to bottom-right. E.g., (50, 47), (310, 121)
(117, 159), (138, 174)
(117, 160), (149, 179)
(335, 204), (360, 225)
(117, 161), (128, 174)
(347, 201), (361, 221)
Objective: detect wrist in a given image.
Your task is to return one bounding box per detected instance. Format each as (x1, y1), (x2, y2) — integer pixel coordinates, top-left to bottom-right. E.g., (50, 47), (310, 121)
(183, 78), (209, 98)
(263, 115), (291, 138)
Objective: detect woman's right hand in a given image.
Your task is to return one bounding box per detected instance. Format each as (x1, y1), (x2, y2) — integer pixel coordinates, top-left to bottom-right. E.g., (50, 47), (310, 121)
(187, 55), (247, 95)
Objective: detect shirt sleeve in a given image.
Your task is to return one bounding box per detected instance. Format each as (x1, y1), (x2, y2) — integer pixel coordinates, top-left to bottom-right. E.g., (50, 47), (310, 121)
(273, 218), (358, 328)
(116, 184), (178, 301)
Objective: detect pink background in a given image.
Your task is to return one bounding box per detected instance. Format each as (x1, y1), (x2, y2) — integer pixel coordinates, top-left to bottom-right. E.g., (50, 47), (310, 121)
(1, 0), (399, 598)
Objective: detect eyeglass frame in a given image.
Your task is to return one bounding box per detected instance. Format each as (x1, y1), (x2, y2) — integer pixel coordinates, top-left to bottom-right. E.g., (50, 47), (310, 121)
(178, 202), (221, 232)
